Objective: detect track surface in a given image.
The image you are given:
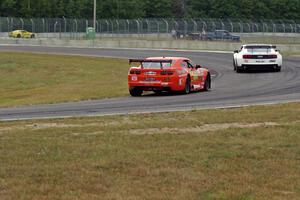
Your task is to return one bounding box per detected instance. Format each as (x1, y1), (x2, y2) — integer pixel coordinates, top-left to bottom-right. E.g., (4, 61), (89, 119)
(0, 45), (300, 121)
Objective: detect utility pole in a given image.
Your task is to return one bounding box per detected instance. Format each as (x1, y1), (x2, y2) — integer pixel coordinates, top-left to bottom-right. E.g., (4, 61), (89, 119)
(93, 0), (96, 28)
(182, 0), (187, 17)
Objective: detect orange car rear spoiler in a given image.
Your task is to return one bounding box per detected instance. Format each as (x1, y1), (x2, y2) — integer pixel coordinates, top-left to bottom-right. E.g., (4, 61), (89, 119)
(129, 59), (173, 69)
(129, 59), (173, 64)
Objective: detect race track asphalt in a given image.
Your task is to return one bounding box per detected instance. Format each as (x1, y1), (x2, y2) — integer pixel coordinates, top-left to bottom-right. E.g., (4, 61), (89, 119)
(0, 45), (300, 121)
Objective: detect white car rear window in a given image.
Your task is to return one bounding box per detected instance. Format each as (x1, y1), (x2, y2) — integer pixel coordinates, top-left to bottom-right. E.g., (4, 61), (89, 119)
(245, 46), (274, 53)
(246, 48), (271, 53)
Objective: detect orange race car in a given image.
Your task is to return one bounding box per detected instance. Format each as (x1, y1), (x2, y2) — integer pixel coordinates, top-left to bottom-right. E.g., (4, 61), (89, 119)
(128, 57), (211, 96)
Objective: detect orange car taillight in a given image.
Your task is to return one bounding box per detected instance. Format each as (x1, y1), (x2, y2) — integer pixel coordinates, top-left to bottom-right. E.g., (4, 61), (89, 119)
(130, 70), (141, 75)
(160, 71), (174, 75)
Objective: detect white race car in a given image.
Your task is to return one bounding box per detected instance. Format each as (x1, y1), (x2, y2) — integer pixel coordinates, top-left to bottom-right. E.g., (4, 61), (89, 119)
(233, 44), (282, 72)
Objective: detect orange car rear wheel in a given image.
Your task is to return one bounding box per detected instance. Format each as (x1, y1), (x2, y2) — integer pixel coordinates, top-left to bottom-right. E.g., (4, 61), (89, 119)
(204, 74), (211, 91)
(183, 77), (191, 94)
(129, 87), (143, 97)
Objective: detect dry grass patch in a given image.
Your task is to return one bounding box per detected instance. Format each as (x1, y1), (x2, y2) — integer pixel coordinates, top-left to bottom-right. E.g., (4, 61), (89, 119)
(0, 103), (300, 200)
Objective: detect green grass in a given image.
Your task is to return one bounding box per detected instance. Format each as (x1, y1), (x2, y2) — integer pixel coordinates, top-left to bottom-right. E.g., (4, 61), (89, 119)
(0, 103), (300, 200)
(0, 52), (129, 108)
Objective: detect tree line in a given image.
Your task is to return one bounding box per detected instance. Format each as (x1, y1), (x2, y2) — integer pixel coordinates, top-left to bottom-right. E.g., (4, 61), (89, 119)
(1, 0), (299, 20)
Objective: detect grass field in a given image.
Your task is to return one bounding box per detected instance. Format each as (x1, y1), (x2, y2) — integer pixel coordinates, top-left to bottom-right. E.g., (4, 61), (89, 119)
(0, 52), (129, 108)
(0, 103), (300, 200)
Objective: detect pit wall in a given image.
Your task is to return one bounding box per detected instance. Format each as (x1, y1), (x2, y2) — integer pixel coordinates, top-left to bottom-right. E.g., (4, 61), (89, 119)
(1, 37), (300, 53)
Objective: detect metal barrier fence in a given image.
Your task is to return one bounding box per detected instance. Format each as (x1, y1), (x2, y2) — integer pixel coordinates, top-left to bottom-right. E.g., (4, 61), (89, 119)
(1, 17), (300, 37)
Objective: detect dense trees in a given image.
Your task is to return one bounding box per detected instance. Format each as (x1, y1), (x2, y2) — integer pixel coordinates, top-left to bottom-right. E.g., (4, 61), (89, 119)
(0, 0), (299, 19)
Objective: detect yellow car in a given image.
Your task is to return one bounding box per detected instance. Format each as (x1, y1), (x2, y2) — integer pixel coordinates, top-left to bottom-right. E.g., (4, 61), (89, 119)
(9, 30), (36, 38)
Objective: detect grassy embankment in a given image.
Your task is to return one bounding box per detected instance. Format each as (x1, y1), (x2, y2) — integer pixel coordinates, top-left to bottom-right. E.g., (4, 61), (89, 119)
(0, 103), (300, 200)
(0, 52), (129, 108)
(242, 36), (300, 57)
(242, 36), (300, 45)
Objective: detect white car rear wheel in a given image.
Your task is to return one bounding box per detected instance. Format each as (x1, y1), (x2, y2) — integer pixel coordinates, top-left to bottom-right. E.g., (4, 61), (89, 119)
(233, 58), (237, 71)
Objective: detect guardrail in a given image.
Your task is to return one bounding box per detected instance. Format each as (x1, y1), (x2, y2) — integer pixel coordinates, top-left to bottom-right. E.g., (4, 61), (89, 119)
(1, 37), (300, 53)
(1, 17), (299, 38)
